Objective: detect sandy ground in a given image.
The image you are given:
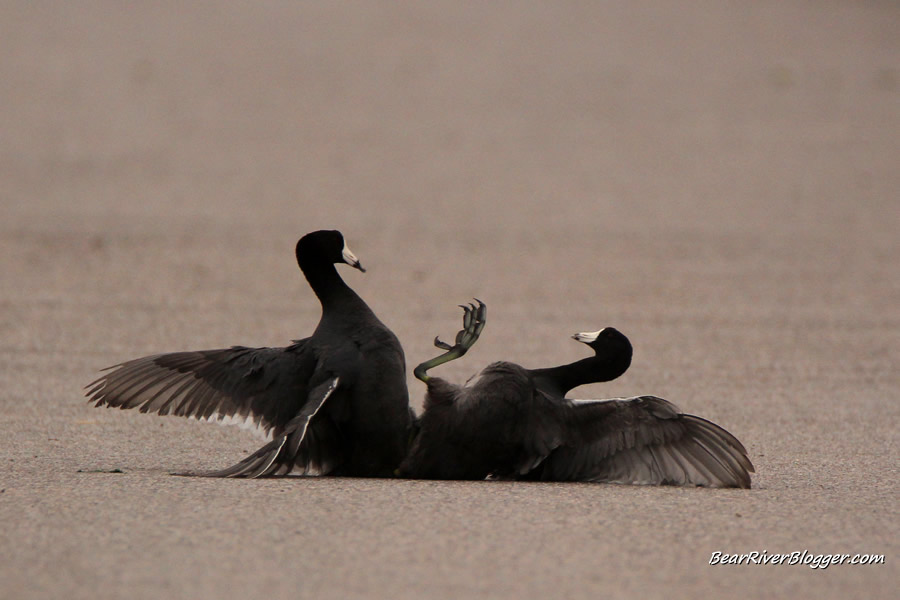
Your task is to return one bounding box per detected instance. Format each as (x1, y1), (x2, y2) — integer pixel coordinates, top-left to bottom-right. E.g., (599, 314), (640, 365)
(1, 2), (897, 599)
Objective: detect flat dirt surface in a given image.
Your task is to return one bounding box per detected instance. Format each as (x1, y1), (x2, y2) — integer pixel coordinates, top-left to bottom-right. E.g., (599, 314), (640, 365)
(1, 2), (897, 599)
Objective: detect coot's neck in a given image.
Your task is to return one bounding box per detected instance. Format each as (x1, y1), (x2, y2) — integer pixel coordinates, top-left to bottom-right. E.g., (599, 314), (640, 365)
(299, 258), (369, 318)
(530, 354), (631, 398)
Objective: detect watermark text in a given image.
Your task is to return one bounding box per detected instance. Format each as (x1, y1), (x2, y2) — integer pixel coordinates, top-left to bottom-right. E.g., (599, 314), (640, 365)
(709, 550), (884, 569)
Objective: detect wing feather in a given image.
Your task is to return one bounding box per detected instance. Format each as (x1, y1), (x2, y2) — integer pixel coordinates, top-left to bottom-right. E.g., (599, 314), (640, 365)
(189, 377), (341, 478)
(535, 395), (754, 488)
(86, 341), (315, 438)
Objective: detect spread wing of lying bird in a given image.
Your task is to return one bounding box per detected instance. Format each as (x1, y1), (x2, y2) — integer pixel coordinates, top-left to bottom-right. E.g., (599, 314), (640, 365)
(86, 230), (412, 478)
(399, 301), (754, 488)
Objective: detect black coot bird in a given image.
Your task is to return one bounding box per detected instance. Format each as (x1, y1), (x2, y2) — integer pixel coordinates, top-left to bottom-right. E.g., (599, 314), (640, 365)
(86, 230), (411, 478)
(399, 302), (753, 488)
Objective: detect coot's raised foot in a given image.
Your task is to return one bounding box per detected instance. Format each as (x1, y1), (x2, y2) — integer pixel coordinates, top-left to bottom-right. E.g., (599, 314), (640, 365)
(413, 299), (485, 383)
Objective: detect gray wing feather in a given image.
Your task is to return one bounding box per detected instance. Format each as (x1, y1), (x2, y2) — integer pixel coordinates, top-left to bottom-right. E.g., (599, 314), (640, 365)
(189, 376), (341, 478)
(86, 341), (315, 438)
(540, 396), (753, 488)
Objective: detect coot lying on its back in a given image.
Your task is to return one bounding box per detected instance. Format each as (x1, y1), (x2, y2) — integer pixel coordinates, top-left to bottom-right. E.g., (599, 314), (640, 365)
(398, 303), (753, 488)
(86, 230), (411, 478)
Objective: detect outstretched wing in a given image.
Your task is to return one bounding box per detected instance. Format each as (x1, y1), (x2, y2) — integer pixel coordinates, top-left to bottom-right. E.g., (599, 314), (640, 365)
(85, 341), (316, 439)
(192, 377), (342, 478)
(535, 396), (754, 488)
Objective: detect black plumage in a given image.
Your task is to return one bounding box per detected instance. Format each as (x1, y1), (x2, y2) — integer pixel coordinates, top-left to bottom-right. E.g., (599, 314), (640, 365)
(398, 303), (753, 488)
(86, 230), (411, 478)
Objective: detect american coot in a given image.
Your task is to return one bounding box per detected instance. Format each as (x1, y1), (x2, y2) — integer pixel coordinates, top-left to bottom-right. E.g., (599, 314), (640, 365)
(86, 230), (411, 478)
(398, 303), (754, 488)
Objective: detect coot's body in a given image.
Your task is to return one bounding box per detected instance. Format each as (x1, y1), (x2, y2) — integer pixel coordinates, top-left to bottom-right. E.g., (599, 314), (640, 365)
(399, 305), (753, 488)
(86, 230), (411, 478)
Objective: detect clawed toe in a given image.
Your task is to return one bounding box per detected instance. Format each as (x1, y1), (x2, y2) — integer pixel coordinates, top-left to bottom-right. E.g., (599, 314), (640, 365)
(434, 336), (453, 350)
(458, 299), (486, 349)
(453, 300), (485, 349)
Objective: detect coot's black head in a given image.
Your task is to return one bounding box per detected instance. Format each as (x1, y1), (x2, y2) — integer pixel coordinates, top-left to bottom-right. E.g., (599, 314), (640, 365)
(572, 327), (633, 376)
(295, 230), (366, 272)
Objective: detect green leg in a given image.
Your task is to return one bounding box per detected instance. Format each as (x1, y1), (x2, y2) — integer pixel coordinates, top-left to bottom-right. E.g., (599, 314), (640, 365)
(414, 300), (486, 382)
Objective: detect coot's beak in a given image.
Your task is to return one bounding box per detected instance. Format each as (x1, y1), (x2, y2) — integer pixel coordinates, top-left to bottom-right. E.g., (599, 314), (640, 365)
(572, 330), (603, 344)
(341, 245), (366, 272)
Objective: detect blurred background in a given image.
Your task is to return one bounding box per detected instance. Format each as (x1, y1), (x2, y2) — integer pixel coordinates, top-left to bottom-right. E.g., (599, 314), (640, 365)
(1, 2), (897, 599)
